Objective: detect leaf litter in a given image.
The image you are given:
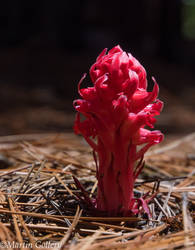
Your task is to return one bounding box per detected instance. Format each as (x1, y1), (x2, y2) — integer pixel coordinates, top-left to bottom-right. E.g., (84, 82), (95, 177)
(0, 132), (194, 249)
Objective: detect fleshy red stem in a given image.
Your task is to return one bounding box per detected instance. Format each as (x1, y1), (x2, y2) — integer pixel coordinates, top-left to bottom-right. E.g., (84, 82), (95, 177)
(96, 139), (136, 216)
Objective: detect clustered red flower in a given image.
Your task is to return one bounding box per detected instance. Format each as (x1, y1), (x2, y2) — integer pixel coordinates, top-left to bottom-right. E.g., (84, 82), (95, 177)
(73, 45), (163, 216)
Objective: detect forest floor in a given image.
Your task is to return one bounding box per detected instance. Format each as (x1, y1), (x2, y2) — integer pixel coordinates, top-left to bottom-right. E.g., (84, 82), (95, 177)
(0, 132), (194, 249)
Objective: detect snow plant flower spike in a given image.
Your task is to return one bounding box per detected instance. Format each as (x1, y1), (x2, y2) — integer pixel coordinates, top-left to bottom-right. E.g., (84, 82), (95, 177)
(73, 45), (163, 216)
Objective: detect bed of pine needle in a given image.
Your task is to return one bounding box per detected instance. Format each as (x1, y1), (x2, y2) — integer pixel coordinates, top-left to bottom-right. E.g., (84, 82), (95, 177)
(0, 132), (194, 250)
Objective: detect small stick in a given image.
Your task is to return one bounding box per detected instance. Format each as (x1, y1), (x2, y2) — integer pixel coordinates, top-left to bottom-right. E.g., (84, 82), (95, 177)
(7, 197), (24, 247)
(90, 180), (98, 198)
(20, 161), (46, 196)
(182, 193), (195, 247)
(54, 173), (76, 197)
(24, 176), (55, 194)
(154, 198), (168, 219)
(0, 192), (42, 197)
(0, 209), (143, 222)
(3, 222), (69, 232)
(14, 203), (37, 250)
(0, 201), (46, 207)
(40, 190), (71, 227)
(0, 162), (41, 178)
(0, 209), (67, 224)
(59, 206), (82, 249)
(0, 133), (61, 143)
(16, 163), (36, 194)
(30, 160), (46, 182)
(79, 220), (139, 232)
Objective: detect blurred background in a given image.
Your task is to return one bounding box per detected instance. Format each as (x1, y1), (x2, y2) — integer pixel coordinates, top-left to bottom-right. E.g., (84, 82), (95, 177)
(0, 0), (194, 136)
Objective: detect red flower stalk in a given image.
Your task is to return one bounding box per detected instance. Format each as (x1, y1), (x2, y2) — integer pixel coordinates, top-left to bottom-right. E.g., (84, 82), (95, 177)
(73, 45), (163, 216)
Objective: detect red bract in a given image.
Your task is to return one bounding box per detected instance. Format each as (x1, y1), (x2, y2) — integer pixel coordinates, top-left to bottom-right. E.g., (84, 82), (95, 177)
(73, 45), (163, 216)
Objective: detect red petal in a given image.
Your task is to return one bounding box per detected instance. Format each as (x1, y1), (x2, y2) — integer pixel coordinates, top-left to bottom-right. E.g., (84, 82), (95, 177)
(78, 73), (87, 97)
(95, 74), (116, 101)
(96, 48), (107, 61)
(108, 45), (122, 54)
(122, 70), (138, 98)
(144, 100), (163, 115)
(79, 87), (96, 101)
(112, 95), (128, 128)
(132, 128), (163, 145)
(73, 99), (90, 113)
(130, 82), (159, 113)
(128, 53), (147, 89)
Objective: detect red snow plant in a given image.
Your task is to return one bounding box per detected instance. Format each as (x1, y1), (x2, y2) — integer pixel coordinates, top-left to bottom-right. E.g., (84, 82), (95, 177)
(73, 45), (163, 216)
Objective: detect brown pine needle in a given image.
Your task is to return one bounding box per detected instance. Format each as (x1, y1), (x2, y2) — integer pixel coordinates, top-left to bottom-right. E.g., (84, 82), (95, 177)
(0, 133), (194, 249)
(59, 206), (82, 249)
(7, 197), (24, 247)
